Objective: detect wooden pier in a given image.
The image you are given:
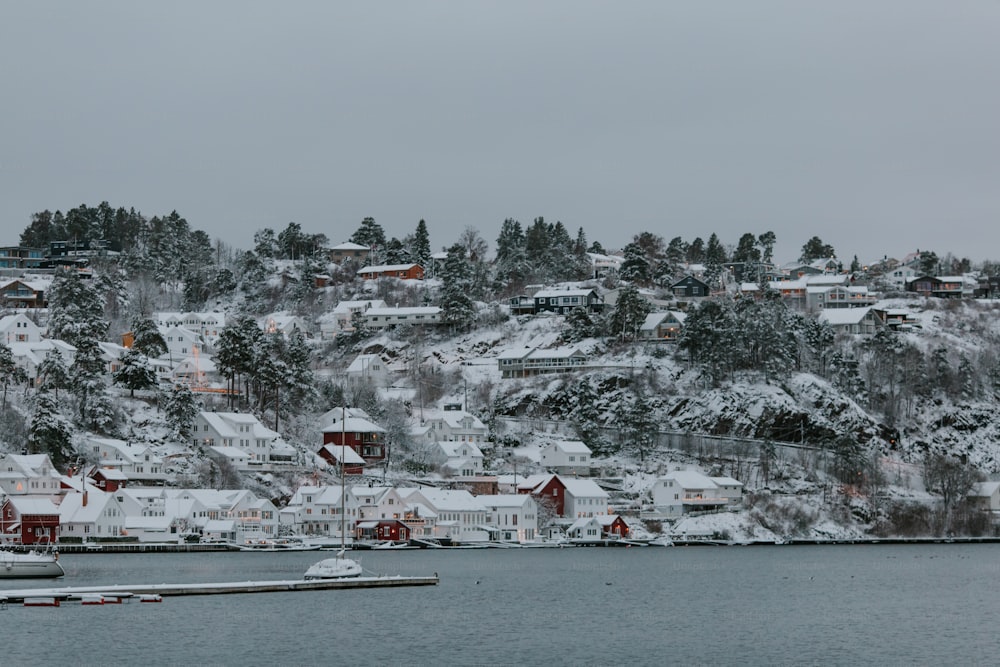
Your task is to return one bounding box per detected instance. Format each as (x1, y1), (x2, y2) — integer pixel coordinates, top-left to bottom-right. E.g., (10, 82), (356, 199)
(0, 575), (438, 603)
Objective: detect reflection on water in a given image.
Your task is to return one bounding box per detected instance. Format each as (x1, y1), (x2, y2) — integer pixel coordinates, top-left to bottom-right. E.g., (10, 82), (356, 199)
(5, 545), (1000, 666)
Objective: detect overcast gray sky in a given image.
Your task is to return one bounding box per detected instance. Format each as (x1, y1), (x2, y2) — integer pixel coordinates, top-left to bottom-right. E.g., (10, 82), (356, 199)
(3, 1), (999, 265)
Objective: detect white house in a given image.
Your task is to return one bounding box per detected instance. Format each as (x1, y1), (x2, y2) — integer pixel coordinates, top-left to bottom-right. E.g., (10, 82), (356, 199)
(282, 485), (359, 538)
(401, 488), (489, 543)
(362, 306), (442, 330)
(0, 453), (63, 496)
(480, 494), (538, 542)
(7, 339), (76, 385)
(562, 478), (610, 519)
(969, 481), (1000, 514)
(426, 441), (485, 478)
(351, 486), (407, 522)
(0, 313), (42, 344)
(652, 470), (743, 517)
(86, 437), (167, 483)
(412, 408), (489, 445)
(539, 441), (592, 475)
(159, 325), (205, 360)
(171, 354), (222, 389)
(194, 412), (298, 469)
(345, 353), (390, 388)
(319, 299), (387, 338)
(153, 312), (225, 345)
(58, 489), (127, 541)
(260, 312), (306, 337)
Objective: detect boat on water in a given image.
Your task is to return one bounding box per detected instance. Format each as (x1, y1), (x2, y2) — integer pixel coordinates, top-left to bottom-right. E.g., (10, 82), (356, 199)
(233, 538), (321, 552)
(303, 551), (363, 579)
(0, 549), (65, 579)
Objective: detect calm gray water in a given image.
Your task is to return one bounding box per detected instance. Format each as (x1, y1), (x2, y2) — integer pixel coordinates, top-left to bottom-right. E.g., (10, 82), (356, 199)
(3, 544), (1000, 666)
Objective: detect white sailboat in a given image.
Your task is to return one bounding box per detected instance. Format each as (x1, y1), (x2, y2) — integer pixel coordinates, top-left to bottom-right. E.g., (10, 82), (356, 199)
(304, 406), (363, 580)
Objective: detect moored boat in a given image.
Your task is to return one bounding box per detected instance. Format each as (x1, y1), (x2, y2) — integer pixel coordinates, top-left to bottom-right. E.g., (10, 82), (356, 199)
(0, 549), (65, 579)
(303, 551), (363, 579)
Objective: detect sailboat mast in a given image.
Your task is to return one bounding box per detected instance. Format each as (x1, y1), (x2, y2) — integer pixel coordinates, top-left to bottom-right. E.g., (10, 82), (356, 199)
(340, 405), (346, 552)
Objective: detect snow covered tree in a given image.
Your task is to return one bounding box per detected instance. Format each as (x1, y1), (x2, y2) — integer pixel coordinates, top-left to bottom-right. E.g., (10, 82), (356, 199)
(164, 384), (200, 439)
(28, 389), (75, 471)
(438, 243), (476, 331)
(413, 219), (432, 270)
(563, 308), (601, 343)
(609, 285), (651, 342)
(757, 231), (777, 264)
(619, 242), (651, 285)
(47, 270), (108, 347)
(131, 316), (168, 359)
(678, 299), (739, 386)
(350, 217), (386, 262)
(619, 393), (658, 465)
(799, 236), (836, 263)
(284, 327), (317, 411)
(114, 348), (157, 397)
(0, 343), (19, 409)
(37, 348), (71, 399)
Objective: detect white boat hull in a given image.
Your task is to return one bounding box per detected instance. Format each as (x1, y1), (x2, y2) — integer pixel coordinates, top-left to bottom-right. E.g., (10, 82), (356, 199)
(1, 551), (65, 579)
(303, 557), (363, 579)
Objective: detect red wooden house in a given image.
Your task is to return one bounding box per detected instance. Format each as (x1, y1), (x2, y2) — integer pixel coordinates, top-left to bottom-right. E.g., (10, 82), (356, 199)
(321, 409), (387, 464)
(518, 474), (568, 517)
(1, 496), (60, 545)
(600, 515), (631, 538)
(357, 264), (425, 281)
(89, 467), (129, 493)
(317, 444), (366, 475)
(356, 519), (411, 542)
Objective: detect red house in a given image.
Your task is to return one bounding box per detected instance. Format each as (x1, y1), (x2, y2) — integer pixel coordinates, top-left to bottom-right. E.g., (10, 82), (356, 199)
(356, 519), (411, 542)
(1, 497), (60, 545)
(357, 263), (425, 281)
(321, 408), (387, 464)
(601, 515), (631, 538)
(89, 467), (129, 493)
(518, 474), (569, 517)
(317, 444), (366, 476)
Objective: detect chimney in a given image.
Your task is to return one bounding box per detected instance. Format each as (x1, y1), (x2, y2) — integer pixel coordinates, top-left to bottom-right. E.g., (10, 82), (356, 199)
(82, 489), (88, 507)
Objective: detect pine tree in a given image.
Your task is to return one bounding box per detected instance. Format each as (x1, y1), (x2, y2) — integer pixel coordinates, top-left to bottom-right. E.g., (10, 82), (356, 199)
(350, 217), (387, 261)
(164, 384), (200, 439)
(114, 348), (157, 397)
(609, 285), (652, 342)
(0, 343), (18, 409)
(28, 389), (75, 471)
(438, 243), (476, 331)
(413, 219), (432, 269)
(619, 242), (651, 285)
(37, 349), (71, 399)
(131, 316), (168, 358)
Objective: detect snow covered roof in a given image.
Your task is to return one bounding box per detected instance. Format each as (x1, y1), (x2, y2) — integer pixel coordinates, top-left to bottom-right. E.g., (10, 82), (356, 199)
(358, 264), (421, 274)
(364, 306), (441, 316)
(660, 470), (718, 489)
(970, 481), (1000, 498)
(321, 414), (386, 434)
(532, 288), (598, 299)
(59, 491), (115, 523)
(413, 488), (486, 512)
(320, 445), (366, 465)
(200, 412), (281, 439)
(562, 478), (609, 498)
(5, 497), (60, 515)
(330, 242), (370, 251)
(208, 446), (251, 461)
(543, 440), (591, 455)
(817, 307), (874, 326)
(480, 494), (533, 509)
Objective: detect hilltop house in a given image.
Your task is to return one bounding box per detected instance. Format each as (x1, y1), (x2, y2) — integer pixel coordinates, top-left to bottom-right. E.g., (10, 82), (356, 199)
(328, 241), (371, 265)
(652, 470), (744, 517)
(531, 288), (603, 315)
(411, 407), (490, 445)
(0, 313), (42, 345)
(345, 353), (390, 388)
(497, 346), (588, 378)
(638, 311), (686, 342)
(194, 411), (298, 470)
(357, 263), (425, 281)
(539, 441), (592, 476)
(321, 407), (387, 463)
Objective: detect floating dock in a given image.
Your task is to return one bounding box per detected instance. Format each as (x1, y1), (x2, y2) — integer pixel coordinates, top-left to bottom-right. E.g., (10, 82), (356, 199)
(0, 574), (438, 603)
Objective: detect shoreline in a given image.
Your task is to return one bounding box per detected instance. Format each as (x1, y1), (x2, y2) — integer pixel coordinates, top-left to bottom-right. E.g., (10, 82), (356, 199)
(7, 535), (1000, 553)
